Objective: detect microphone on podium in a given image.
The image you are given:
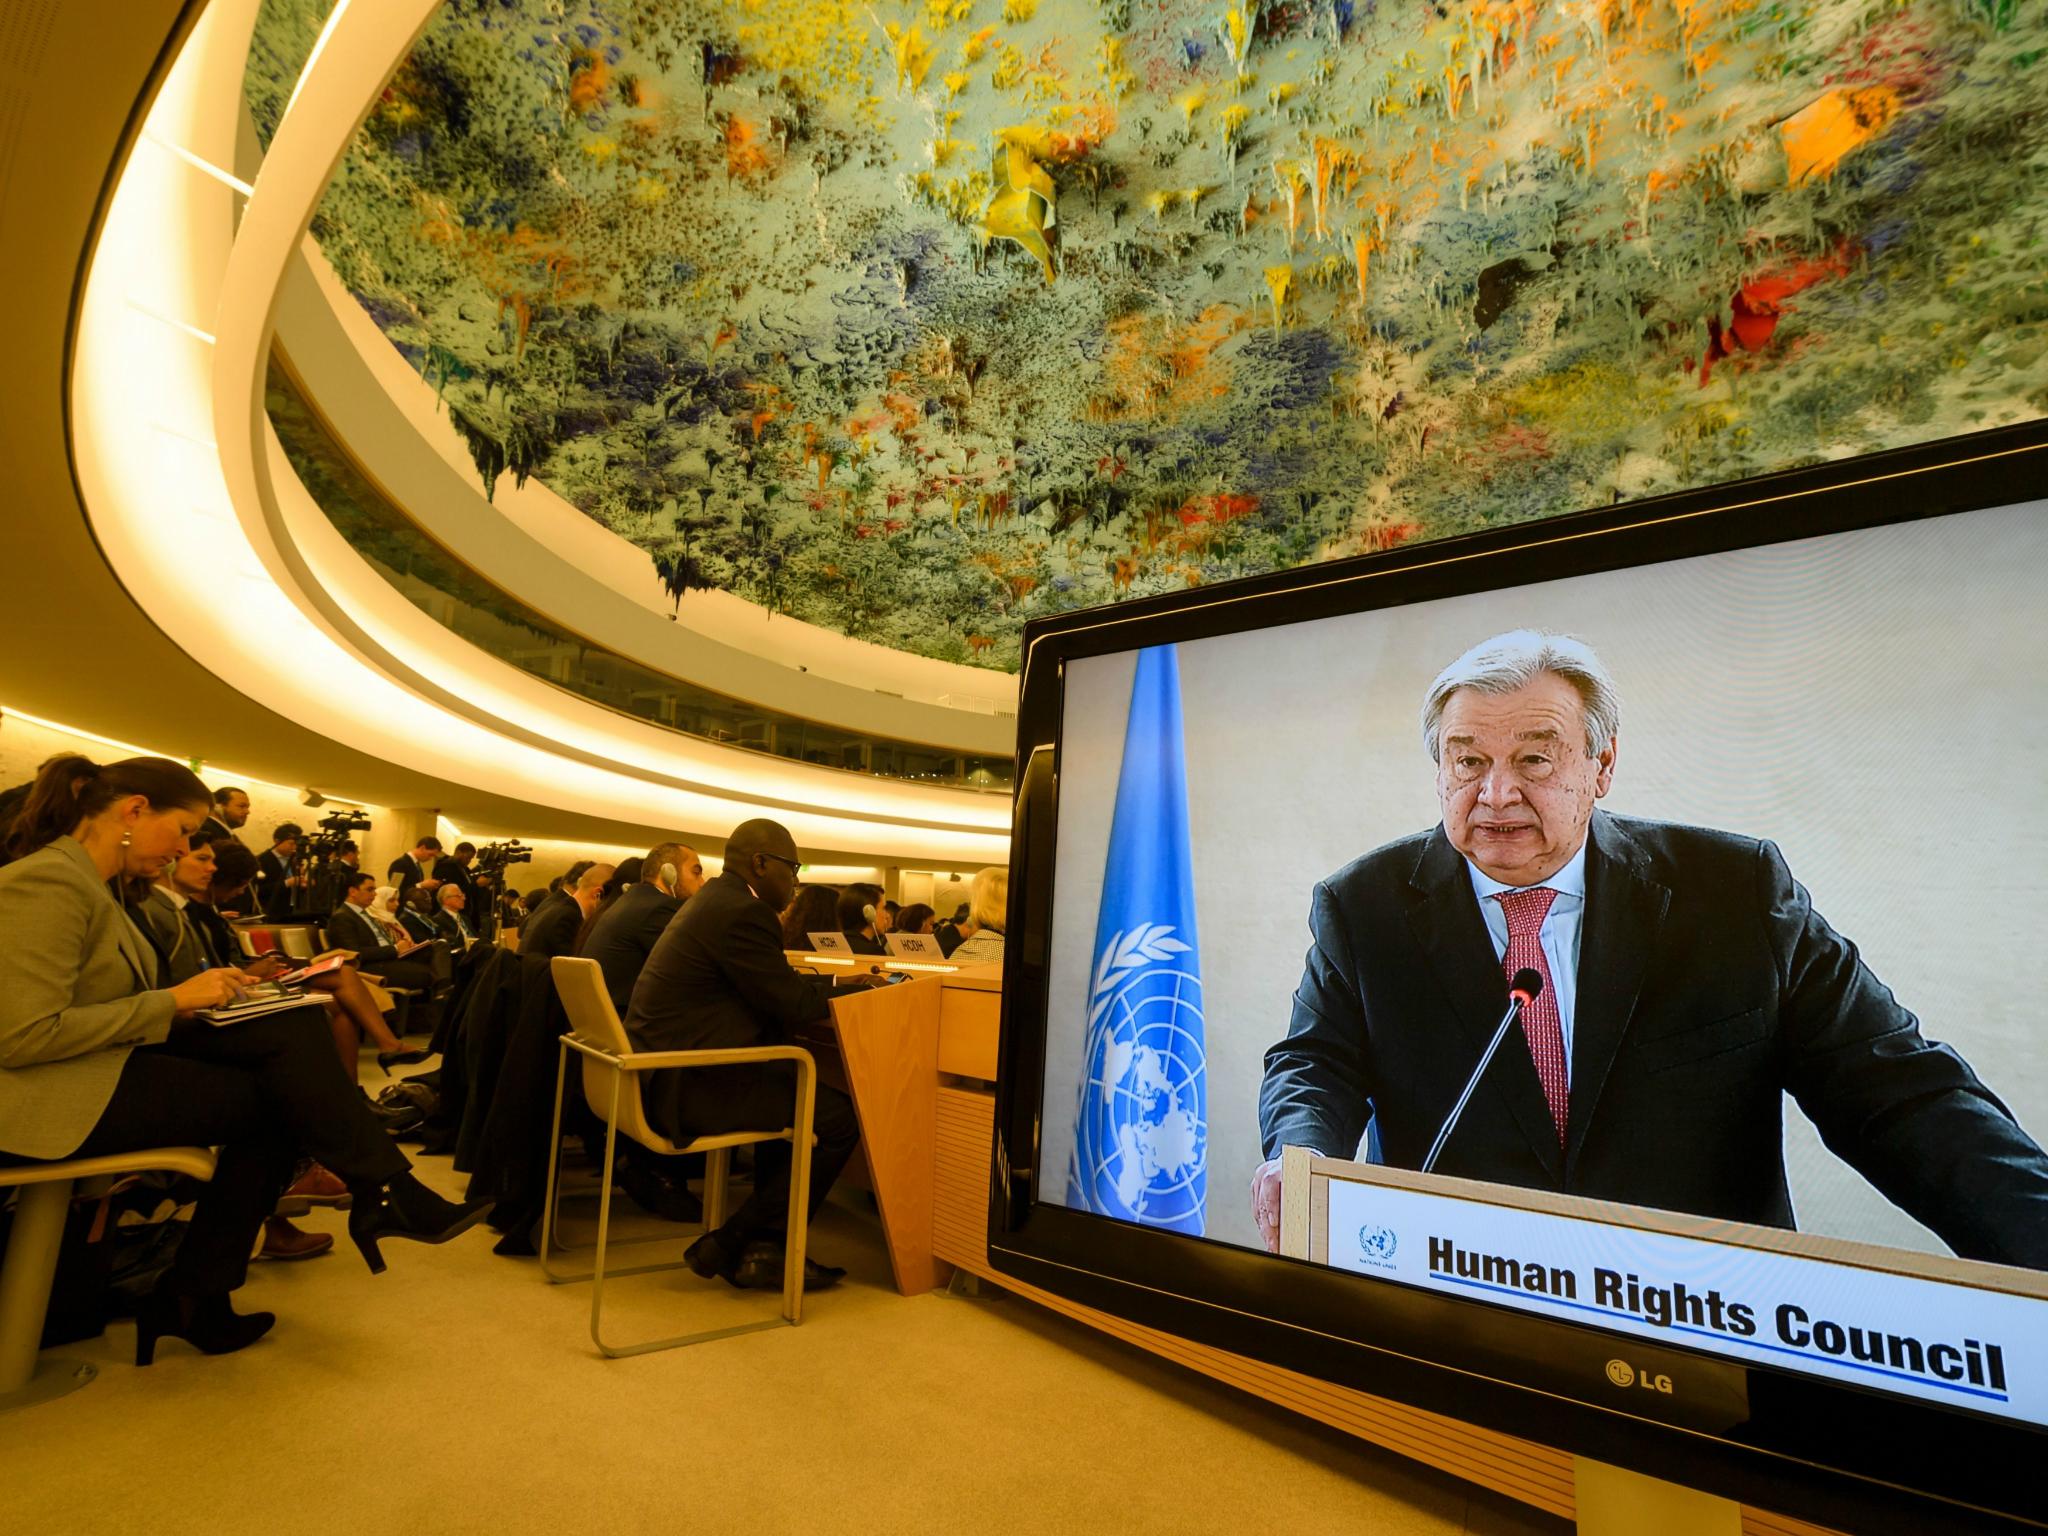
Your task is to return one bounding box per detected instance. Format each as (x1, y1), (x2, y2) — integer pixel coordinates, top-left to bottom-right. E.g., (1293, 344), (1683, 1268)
(1419, 968), (1546, 1176)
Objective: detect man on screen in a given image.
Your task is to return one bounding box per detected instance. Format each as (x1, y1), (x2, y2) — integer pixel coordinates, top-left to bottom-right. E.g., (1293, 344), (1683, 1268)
(1252, 630), (2048, 1269)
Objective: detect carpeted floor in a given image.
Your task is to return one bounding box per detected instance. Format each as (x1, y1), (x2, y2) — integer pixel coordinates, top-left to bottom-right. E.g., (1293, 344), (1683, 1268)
(4, 1052), (1568, 1536)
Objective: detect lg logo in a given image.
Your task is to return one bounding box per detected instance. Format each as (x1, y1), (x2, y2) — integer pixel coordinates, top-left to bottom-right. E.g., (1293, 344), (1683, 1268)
(1606, 1359), (1673, 1394)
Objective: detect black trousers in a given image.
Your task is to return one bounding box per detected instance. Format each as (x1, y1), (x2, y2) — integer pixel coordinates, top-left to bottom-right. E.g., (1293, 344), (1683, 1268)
(2, 1010), (409, 1296)
(659, 1065), (859, 1250)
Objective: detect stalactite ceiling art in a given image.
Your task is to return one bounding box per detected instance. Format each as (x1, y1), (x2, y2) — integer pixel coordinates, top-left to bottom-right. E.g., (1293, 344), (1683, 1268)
(248, 0), (2046, 671)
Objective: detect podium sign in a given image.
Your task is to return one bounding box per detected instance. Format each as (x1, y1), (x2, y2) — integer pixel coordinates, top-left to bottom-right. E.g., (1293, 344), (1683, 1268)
(1281, 1150), (2048, 1429)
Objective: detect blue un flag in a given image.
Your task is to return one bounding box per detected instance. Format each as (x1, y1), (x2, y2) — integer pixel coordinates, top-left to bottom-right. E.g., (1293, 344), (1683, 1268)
(1068, 645), (1208, 1234)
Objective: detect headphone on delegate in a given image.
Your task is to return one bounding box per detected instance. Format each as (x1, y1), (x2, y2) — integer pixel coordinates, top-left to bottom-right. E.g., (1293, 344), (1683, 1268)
(659, 862), (680, 892)
(862, 903), (877, 924)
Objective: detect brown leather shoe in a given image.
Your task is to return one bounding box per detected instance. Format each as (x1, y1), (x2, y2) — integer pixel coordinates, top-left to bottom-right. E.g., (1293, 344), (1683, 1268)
(258, 1217), (334, 1262)
(285, 1163), (353, 1209)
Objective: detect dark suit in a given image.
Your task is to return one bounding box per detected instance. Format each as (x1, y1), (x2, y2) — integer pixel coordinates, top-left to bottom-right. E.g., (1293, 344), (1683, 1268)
(580, 881), (681, 1014)
(326, 902), (438, 992)
(625, 871), (859, 1247)
(253, 849), (296, 922)
(519, 894), (586, 963)
(432, 909), (476, 950)
(186, 900), (240, 970)
(1259, 811), (2048, 1269)
(198, 816), (238, 847)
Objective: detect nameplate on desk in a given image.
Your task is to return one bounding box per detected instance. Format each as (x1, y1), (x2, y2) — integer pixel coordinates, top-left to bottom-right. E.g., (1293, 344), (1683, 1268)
(807, 931), (854, 955)
(1311, 1168), (2044, 1427)
(885, 933), (944, 959)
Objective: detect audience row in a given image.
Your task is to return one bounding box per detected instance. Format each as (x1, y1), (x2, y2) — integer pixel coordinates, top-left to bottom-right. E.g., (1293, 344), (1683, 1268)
(0, 748), (1007, 1368)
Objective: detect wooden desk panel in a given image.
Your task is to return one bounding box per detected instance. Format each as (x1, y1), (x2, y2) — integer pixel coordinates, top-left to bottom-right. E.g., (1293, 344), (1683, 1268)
(829, 977), (945, 1296)
(937, 988), (1001, 1080)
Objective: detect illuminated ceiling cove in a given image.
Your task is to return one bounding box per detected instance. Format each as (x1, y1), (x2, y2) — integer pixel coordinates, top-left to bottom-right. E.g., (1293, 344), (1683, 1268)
(251, 0), (2046, 671)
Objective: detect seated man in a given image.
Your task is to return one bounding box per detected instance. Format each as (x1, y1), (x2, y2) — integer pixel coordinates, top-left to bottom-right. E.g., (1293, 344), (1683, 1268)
(626, 819), (884, 1292)
(522, 861), (611, 962)
(581, 841), (703, 1013)
(432, 883), (478, 949)
(396, 887), (440, 945)
(327, 871), (439, 994)
(581, 842), (706, 1222)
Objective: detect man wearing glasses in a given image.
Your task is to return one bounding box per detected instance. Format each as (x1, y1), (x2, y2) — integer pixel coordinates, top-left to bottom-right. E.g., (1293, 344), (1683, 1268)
(1251, 629), (2048, 1270)
(625, 819), (887, 1292)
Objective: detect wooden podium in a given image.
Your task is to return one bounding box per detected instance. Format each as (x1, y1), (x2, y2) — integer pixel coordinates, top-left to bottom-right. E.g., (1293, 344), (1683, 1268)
(797, 956), (1840, 1536)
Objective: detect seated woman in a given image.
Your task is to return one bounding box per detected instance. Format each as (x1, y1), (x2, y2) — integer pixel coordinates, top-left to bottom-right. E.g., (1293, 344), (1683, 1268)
(893, 902), (936, 938)
(944, 867), (1009, 966)
(777, 883), (841, 951)
(836, 882), (890, 956)
(0, 755), (495, 1363)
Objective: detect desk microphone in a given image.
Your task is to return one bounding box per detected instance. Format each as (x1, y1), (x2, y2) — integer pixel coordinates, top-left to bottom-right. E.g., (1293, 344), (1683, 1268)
(1419, 968), (1545, 1176)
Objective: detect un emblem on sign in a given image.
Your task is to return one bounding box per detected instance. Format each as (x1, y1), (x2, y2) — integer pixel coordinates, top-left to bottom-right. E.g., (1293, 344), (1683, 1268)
(1356, 1224), (1398, 1268)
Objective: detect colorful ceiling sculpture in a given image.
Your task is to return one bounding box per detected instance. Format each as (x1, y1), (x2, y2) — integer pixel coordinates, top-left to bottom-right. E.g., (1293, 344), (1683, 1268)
(248, 0), (2046, 671)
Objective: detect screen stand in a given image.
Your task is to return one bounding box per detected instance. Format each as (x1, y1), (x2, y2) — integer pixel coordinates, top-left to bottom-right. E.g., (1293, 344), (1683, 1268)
(1573, 1458), (1741, 1535)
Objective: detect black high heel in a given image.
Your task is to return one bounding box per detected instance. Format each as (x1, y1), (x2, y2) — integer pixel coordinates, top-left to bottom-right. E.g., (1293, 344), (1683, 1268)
(134, 1291), (275, 1365)
(346, 1173), (494, 1275)
(376, 1047), (430, 1076)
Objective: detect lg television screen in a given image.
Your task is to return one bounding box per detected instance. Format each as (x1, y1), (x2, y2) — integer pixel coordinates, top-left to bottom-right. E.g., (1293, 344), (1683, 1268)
(990, 424), (2048, 1531)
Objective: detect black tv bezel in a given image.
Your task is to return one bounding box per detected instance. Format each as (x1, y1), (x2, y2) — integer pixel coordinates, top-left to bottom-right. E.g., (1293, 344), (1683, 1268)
(989, 418), (2048, 1534)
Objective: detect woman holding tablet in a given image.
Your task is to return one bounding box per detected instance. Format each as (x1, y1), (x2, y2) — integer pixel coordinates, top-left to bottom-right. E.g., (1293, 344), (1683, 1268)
(0, 755), (493, 1364)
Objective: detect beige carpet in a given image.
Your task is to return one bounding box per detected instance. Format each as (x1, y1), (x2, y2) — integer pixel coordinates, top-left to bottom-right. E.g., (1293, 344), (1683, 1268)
(6, 1061), (1565, 1536)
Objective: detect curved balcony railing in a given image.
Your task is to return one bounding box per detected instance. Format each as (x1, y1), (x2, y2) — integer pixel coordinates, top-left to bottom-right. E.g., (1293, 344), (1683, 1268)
(265, 353), (1014, 791)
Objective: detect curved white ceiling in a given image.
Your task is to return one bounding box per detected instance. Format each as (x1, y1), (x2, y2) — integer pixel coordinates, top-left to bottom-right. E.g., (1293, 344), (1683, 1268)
(69, 0), (1011, 866)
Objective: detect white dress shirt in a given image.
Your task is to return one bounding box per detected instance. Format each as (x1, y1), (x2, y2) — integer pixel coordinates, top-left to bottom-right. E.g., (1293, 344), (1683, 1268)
(1464, 837), (1589, 1088)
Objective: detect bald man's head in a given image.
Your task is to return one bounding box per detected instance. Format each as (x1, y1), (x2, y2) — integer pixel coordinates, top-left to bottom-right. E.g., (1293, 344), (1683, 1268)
(725, 819), (800, 908)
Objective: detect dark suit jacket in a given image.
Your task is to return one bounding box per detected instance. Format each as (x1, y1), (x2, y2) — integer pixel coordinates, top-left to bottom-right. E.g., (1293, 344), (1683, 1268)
(580, 881), (682, 1014)
(388, 853), (432, 904)
(198, 816), (235, 846)
(327, 901), (406, 966)
(625, 871), (832, 1141)
(397, 906), (439, 945)
(432, 909), (475, 949)
(253, 849), (295, 921)
(185, 900), (238, 969)
(519, 893), (586, 963)
(1259, 810), (2048, 1269)
(432, 856), (476, 898)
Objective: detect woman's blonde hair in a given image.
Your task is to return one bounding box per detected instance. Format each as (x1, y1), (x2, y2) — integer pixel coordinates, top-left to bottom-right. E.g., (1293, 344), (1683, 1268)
(969, 866), (1009, 934)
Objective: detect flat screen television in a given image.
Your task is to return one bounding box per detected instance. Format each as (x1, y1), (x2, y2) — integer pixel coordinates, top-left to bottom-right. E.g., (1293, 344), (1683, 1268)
(991, 418), (2048, 1533)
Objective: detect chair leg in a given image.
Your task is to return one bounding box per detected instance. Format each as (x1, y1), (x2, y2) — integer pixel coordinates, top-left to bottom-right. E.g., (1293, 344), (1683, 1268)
(588, 1075), (623, 1358)
(703, 1146), (730, 1231)
(784, 1063), (817, 1327)
(0, 1181), (96, 1411)
(539, 1037), (573, 1283)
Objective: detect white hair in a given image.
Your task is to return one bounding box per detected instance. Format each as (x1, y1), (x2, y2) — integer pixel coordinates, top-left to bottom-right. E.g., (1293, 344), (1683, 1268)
(1420, 630), (1621, 762)
(969, 866), (1009, 935)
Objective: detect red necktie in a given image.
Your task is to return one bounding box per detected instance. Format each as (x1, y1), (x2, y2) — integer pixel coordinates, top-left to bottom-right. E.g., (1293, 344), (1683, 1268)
(1496, 886), (1567, 1146)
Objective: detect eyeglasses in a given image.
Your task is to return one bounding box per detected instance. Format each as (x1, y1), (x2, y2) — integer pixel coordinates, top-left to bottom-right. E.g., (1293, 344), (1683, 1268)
(761, 852), (804, 873)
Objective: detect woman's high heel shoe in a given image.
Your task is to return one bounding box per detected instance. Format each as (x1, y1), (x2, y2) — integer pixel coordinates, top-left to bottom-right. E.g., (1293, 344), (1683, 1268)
(376, 1046), (431, 1077)
(346, 1172), (494, 1275)
(134, 1291), (275, 1366)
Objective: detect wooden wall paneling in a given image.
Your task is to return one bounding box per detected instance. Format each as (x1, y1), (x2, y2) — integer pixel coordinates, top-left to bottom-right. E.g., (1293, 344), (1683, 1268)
(830, 976), (945, 1295)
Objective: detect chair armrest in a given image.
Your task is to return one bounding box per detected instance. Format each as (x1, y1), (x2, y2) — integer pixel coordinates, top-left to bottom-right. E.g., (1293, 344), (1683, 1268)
(562, 1037), (816, 1073)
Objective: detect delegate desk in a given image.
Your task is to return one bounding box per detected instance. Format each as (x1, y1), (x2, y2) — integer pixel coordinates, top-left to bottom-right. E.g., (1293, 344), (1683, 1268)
(795, 954), (1835, 1536)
